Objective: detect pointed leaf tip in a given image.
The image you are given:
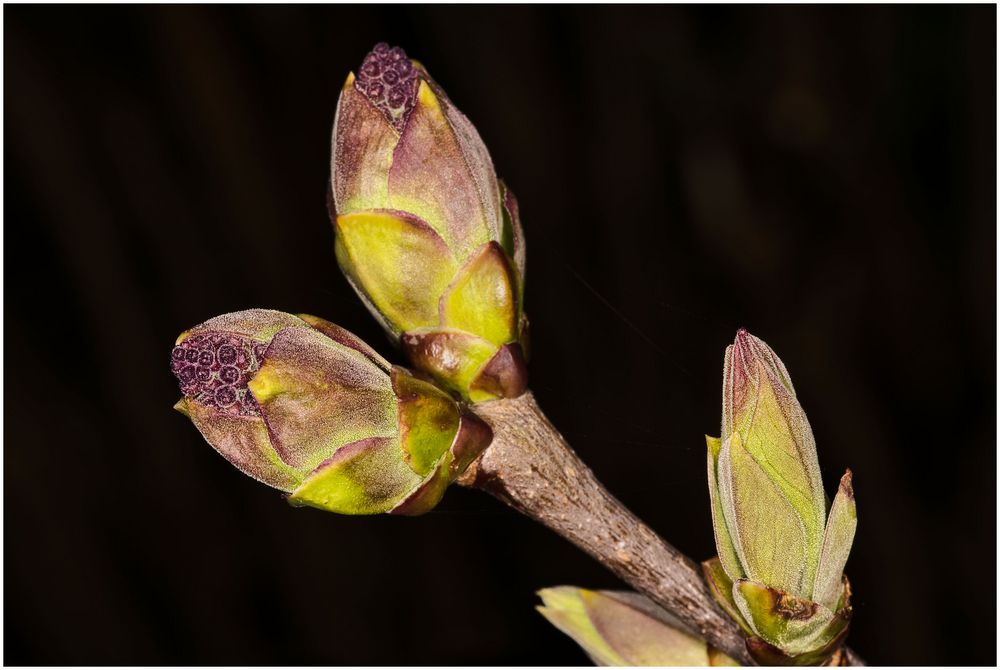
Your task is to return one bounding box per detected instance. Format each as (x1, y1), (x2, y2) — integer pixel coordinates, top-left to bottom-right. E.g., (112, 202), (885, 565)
(469, 342), (528, 401)
(440, 241), (518, 346)
(812, 470), (857, 609)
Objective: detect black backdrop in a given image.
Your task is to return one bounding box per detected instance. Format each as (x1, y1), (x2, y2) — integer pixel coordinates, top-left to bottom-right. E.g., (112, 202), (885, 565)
(5, 5), (996, 665)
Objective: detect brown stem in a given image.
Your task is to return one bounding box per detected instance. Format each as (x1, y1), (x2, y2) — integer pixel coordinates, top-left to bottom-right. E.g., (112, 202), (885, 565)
(459, 392), (862, 666)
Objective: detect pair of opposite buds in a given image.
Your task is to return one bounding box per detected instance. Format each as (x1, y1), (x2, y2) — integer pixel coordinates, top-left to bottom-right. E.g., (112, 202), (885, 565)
(172, 43), (528, 513)
(171, 43), (856, 666)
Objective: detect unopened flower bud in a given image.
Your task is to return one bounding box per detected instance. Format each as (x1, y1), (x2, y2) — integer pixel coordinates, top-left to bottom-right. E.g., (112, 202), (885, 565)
(330, 43), (528, 402)
(704, 330), (857, 665)
(171, 309), (491, 515)
(537, 587), (739, 666)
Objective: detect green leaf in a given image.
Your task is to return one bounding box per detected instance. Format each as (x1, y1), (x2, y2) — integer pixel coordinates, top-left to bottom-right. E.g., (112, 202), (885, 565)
(732, 580), (835, 657)
(440, 241), (517, 347)
(335, 209), (458, 334)
(738, 371), (825, 591)
(706, 435), (744, 581)
(717, 433), (808, 594)
(722, 332), (826, 592)
(391, 367), (461, 477)
(289, 436), (422, 515)
(812, 470), (857, 610)
(701, 558), (752, 636)
(389, 452), (453, 516)
(537, 587), (719, 666)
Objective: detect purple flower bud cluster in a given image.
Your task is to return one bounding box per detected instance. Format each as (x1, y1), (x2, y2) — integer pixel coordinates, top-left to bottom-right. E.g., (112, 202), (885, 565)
(355, 42), (419, 131)
(171, 333), (268, 417)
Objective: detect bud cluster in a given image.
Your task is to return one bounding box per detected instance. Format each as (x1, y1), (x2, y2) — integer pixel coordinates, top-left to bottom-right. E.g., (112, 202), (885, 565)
(705, 330), (856, 665)
(331, 43), (528, 402)
(171, 309), (492, 515)
(170, 48), (862, 667)
(356, 42), (419, 129)
(171, 334), (266, 416)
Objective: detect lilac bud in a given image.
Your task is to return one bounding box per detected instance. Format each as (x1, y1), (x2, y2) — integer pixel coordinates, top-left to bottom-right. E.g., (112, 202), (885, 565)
(171, 309), (492, 515)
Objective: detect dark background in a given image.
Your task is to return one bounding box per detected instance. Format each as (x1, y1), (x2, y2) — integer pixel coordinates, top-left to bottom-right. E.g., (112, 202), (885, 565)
(5, 4), (995, 665)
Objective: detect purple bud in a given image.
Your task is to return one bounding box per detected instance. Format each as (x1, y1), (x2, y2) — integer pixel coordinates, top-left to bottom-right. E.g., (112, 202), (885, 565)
(179, 365), (197, 384)
(237, 350), (254, 371)
(365, 81), (385, 100)
(393, 58), (412, 76)
(387, 86), (407, 108)
(172, 333), (265, 417)
(217, 344), (237, 365)
(354, 43), (420, 131)
(215, 386), (237, 407)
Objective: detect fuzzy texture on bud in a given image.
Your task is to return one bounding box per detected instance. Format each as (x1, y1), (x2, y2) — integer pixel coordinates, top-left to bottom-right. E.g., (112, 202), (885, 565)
(704, 330), (857, 665)
(537, 587), (739, 666)
(171, 309), (492, 515)
(330, 43), (528, 403)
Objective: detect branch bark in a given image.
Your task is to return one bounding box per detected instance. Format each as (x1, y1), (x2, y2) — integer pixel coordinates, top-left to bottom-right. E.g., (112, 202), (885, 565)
(458, 391), (861, 666)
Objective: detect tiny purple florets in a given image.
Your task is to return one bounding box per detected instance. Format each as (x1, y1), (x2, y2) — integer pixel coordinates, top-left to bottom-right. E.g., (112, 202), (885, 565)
(356, 42), (420, 131)
(171, 333), (267, 417)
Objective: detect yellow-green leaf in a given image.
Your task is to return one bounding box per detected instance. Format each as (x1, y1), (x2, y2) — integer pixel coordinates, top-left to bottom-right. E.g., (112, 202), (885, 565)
(813, 471), (857, 610)
(706, 435), (744, 581)
(391, 367), (460, 477)
(289, 436), (421, 515)
(732, 580), (836, 657)
(718, 433), (808, 594)
(335, 209), (458, 334)
(537, 587), (717, 666)
(440, 241), (517, 346)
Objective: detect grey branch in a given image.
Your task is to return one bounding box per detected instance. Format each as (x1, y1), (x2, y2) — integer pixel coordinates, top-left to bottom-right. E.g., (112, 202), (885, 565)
(458, 392), (862, 666)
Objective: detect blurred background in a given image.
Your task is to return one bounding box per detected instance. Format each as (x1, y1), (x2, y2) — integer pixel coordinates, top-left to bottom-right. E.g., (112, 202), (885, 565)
(5, 5), (995, 665)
